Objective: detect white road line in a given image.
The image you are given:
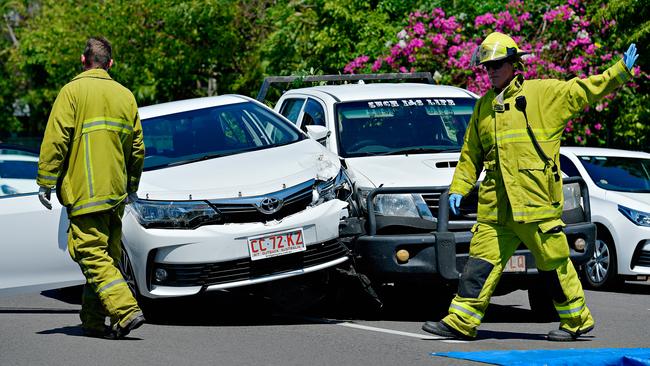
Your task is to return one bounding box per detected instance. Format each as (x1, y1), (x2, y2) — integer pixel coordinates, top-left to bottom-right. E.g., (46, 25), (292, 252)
(277, 313), (466, 343)
(338, 322), (466, 343)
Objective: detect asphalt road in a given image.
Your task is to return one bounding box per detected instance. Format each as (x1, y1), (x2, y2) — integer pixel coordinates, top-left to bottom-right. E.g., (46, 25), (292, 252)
(1, 279), (649, 366)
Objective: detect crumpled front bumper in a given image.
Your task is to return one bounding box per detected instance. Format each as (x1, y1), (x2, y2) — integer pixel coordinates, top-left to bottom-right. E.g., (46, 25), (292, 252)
(122, 199), (350, 298)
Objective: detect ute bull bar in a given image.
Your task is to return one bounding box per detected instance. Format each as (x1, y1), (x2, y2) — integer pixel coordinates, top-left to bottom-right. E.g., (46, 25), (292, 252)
(356, 176), (595, 281)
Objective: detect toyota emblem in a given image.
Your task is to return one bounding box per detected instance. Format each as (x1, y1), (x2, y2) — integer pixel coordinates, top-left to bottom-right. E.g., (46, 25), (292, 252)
(256, 197), (284, 214)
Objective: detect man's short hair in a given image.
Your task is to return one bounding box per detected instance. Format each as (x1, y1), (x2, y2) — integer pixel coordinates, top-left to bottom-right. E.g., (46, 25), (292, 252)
(83, 37), (112, 70)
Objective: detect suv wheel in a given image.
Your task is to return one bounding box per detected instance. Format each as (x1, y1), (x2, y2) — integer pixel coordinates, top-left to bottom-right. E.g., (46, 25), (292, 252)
(582, 239), (621, 289)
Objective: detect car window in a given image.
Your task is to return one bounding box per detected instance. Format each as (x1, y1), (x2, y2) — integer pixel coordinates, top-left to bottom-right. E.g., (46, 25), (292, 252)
(142, 101), (304, 170)
(0, 155), (39, 196)
(577, 155), (650, 193)
(0, 160), (38, 179)
(300, 99), (326, 132)
(278, 98), (305, 123)
(559, 154), (581, 177)
(335, 98), (475, 157)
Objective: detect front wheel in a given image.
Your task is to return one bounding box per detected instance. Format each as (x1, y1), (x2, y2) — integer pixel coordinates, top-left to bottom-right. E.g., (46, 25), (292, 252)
(582, 239), (622, 290)
(118, 245), (160, 320)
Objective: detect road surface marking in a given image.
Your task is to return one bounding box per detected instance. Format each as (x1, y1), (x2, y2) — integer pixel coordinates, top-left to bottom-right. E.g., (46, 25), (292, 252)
(339, 322), (467, 343)
(277, 313), (466, 343)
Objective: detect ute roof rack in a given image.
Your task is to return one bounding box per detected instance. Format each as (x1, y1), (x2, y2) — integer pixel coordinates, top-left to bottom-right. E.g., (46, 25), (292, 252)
(256, 72), (434, 103)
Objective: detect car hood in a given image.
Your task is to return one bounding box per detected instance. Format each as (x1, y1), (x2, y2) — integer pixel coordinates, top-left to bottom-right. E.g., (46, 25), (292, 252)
(607, 191), (650, 209)
(138, 140), (340, 200)
(344, 153), (461, 188)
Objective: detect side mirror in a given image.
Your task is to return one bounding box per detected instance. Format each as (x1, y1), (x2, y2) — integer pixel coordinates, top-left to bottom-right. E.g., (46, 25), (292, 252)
(305, 125), (330, 145)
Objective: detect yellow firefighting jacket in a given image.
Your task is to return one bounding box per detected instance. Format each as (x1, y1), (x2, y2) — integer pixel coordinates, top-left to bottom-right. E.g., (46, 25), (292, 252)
(450, 59), (632, 224)
(37, 68), (144, 217)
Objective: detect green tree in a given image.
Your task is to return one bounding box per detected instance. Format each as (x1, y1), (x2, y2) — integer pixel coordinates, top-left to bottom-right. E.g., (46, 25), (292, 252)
(261, 0), (424, 76)
(4, 0), (253, 137)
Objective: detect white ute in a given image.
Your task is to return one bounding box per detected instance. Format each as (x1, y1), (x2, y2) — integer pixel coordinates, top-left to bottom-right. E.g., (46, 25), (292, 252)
(261, 73), (596, 314)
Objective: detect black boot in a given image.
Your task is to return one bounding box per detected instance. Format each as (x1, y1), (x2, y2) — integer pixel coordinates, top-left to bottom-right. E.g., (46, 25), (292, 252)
(422, 321), (470, 340)
(547, 325), (594, 342)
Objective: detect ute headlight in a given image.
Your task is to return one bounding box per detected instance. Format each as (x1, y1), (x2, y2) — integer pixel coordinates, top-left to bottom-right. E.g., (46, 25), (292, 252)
(313, 168), (353, 205)
(357, 188), (434, 220)
(130, 199), (221, 229)
(562, 182), (582, 211)
(618, 205), (650, 227)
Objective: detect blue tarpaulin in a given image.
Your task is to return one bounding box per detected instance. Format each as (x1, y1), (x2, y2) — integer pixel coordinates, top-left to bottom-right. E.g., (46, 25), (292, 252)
(432, 348), (650, 366)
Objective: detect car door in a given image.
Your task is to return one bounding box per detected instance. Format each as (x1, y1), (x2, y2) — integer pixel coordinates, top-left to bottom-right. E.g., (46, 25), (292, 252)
(0, 153), (84, 296)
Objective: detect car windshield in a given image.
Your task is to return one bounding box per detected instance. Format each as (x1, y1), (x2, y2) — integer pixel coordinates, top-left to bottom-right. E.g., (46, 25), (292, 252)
(578, 155), (650, 193)
(142, 101), (304, 170)
(335, 98), (475, 157)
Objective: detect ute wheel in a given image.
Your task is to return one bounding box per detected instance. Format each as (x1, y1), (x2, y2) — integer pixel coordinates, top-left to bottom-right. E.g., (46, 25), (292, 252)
(582, 238), (622, 290)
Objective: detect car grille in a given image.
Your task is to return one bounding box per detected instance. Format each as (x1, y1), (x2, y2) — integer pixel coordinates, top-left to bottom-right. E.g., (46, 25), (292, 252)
(209, 180), (314, 223)
(421, 189), (478, 230)
(153, 240), (348, 287)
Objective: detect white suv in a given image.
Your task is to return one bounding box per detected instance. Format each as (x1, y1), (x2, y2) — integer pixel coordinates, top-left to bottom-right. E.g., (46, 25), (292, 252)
(262, 74), (595, 312)
(560, 146), (650, 289)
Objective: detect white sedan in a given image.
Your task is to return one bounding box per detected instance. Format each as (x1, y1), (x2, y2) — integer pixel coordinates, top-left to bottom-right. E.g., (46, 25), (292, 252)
(560, 146), (650, 289)
(0, 95), (353, 303)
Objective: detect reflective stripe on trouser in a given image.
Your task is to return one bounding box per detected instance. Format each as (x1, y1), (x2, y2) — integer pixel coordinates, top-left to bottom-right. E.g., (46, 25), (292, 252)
(68, 204), (140, 328)
(442, 214), (593, 338)
(550, 261), (595, 334)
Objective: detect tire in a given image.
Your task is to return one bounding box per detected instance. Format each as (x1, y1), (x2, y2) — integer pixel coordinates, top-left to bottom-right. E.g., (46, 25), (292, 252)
(117, 245), (139, 298)
(527, 277), (558, 322)
(582, 238), (622, 290)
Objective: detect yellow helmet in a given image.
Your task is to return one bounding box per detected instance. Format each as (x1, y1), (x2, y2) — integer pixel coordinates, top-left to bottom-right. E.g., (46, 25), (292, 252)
(471, 32), (529, 66)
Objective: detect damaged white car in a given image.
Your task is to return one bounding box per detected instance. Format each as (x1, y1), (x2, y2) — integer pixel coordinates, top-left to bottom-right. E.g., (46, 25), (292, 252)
(122, 95), (352, 300)
(0, 96), (353, 303)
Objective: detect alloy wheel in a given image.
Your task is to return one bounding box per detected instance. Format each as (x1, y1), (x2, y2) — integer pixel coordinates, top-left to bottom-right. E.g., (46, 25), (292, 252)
(585, 239), (610, 285)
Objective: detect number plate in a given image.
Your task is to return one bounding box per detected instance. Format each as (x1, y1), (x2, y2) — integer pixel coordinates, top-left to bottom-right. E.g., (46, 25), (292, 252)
(247, 228), (305, 261)
(503, 255), (526, 272)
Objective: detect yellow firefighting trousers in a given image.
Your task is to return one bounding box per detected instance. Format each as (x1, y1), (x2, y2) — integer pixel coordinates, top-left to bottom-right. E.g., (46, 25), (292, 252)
(67, 204), (140, 330)
(442, 209), (594, 338)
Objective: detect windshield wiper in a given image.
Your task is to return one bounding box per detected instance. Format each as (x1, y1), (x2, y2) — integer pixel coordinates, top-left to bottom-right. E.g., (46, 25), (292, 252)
(376, 147), (461, 156)
(167, 152), (230, 167)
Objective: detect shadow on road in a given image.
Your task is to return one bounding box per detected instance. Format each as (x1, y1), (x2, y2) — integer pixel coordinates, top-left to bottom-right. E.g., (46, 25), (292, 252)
(31, 275), (649, 328)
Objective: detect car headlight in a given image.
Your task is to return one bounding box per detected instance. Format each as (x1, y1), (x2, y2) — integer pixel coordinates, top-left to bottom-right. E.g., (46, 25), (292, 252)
(357, 188), (434, 221)
(313, 168), (353, 204)
(562, 182), (582, 211)
(618, 205), (650, 227)
(129, 199), (222, 229)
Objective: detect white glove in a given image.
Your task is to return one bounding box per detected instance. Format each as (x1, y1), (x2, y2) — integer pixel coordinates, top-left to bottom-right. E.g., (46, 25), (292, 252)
(38, 187), (52, 210)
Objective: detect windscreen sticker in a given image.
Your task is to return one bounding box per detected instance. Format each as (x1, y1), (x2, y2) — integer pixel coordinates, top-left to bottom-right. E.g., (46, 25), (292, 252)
(367, 99), (456, 108)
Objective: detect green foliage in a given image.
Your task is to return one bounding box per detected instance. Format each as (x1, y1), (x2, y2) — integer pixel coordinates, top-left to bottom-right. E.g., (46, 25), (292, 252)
(0, 0), (647, 151)
(343, 0), (649, 151)
(261, 0), (422, 76)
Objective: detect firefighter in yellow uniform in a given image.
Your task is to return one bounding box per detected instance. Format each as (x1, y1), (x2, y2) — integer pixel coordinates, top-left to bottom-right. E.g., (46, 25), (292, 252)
(37, 37), (145, 339)
(422, 32), (638, 341)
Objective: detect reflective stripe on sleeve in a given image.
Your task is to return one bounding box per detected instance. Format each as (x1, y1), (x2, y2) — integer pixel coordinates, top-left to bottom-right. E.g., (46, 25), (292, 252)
(37, 172), (58, 185)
